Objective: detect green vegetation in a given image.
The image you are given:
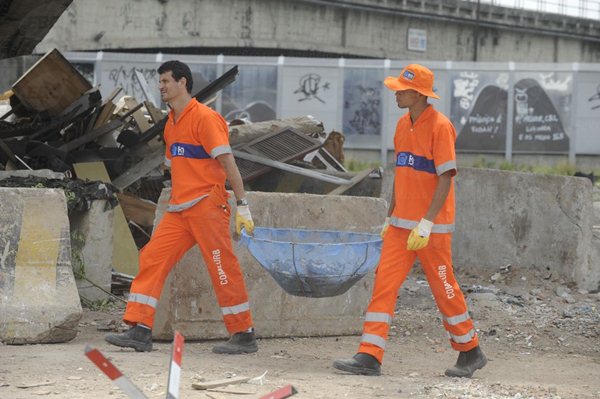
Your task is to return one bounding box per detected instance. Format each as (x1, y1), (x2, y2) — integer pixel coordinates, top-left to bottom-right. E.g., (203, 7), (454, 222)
(497, 160), (577, 176)
(80, 297), (119, 311)
(470, 156), (600, 201)
(345, 158), (381, 172)
(471, 156), (578, 176)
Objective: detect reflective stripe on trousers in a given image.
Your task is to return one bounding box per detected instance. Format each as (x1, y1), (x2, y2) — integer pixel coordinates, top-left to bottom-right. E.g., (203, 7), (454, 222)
(123, 185), (254, 333)
(448, 328), (476, 344)
(221, 301), (250, 316)
(128, 293), (158, 309)
(357, 227), (478, 364)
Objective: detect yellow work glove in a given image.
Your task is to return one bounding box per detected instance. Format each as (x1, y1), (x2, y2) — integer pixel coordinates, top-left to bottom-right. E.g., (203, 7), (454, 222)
(235, 205), (254, 235)
(380, 217), (390, 239)
(407, 218), (433, 251)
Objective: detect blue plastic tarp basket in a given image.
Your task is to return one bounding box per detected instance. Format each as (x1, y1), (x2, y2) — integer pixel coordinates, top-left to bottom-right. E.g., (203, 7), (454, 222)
(241, 227), (382, 298)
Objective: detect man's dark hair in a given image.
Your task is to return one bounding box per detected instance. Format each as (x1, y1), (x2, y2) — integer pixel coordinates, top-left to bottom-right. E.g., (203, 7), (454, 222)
(158, 60), (193, 94)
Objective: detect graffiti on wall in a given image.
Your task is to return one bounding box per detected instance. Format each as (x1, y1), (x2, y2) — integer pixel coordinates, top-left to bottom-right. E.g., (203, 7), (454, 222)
(588, 84), (600, 110)
(345, 85), (381, 135)
(454, 71), (480, 118)
(453, 70), (570, 152)
(108, 66), (158, 99)
(512, 77), (569, 151)
(453, 72), (508, 152)
(294, 73), (330, 103)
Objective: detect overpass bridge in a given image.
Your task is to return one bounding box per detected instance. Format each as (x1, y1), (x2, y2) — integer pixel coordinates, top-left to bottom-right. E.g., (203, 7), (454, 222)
(36, 0), (600, 63)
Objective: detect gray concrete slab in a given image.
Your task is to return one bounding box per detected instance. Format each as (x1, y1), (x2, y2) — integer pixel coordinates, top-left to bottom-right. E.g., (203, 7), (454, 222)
(70, 200), (114, 302)
(381, 167), (599, 291)
(152, 190), (387, 340)
(0, 188), (82, 344)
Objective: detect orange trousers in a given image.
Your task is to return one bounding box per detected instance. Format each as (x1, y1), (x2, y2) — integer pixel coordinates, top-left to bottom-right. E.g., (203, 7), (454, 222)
(358, 226), (478, 363)
(123, 185), (253, 334)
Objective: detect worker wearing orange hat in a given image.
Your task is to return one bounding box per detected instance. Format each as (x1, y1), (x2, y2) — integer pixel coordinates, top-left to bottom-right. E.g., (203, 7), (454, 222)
(105, 60), (257, 355)
(333, 64), (486, 377)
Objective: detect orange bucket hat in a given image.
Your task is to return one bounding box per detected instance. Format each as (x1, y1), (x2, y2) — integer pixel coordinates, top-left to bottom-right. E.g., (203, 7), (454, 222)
(384, 64), (440, 99)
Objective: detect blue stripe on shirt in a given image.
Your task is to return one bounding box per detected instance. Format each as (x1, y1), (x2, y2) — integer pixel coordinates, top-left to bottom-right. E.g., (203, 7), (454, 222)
(396, 152), (436, 174)
(170, 142), (211, 160)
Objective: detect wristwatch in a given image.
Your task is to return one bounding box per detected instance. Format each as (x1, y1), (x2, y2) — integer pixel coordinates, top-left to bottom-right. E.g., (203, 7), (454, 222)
(236, 198), (248, 206)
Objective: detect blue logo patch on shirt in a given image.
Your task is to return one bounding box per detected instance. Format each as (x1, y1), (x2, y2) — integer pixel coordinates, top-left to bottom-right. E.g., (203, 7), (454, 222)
(402, 70), (415, 81)
(396, 151), (435, 174)
(170, 143), (211, 160)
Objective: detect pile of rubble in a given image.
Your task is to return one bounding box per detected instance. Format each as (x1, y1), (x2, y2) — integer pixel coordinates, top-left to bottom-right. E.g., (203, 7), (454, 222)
(0, 48), (382, 296)
(0, 48), (381, 197)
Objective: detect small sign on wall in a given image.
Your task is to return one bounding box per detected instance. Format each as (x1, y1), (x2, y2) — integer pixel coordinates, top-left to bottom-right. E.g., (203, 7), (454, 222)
(407, 28), (427, 52)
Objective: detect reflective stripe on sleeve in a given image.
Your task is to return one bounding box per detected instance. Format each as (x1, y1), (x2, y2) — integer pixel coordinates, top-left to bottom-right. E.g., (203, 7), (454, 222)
(364, 312), (392, 324)
(211, 145), (232, 158)
(389, 216), (455, 233)
(436, 160), (456, 175)
(449, 329), (476, 344)
(164, 157), (171, 167)
(221, 301), (250, 316)
(361, 333), (387, 349)
(443, 311), (470, 326)
(128, 293), (158, 309)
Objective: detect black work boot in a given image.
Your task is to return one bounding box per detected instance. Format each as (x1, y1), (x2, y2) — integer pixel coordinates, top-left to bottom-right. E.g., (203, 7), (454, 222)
(212, 331), (258, 354)
(333, 353), (381, 376)
(445, 346), (487, 378)
(105, 324), (152, 352)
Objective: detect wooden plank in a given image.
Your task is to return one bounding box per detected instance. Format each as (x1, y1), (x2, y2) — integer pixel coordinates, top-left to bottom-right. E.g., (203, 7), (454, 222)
(112, 145), (165, 190)
(116, 193), (157, 227)
(233, 150), (351, 186)
(326, 168), (374, 196)
(191, 376), (250, 390)
(93, 87), (122, 129)
(124, 97), (151, 133)
(58, 119), (122, 152)
(93, 102), (117, 129)
(207, 386), (257, 395)
(73, 162), (139, 276)
(144, 101), (164, 124)
(12, 48), (92, 115)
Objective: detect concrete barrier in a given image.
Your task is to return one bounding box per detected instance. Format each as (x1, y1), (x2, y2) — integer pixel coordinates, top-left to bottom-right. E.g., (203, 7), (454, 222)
(70, 200), (114, 302)
(0, 188), (82, 344)
(152, 190), (387, 340)
(380, 167), (599, 291)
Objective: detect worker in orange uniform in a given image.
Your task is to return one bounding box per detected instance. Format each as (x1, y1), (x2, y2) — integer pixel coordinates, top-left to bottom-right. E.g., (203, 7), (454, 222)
(333, 64), (486, 377)
(105, 60), (257, 354)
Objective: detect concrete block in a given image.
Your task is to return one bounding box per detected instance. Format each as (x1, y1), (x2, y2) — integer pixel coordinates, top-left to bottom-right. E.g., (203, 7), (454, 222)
(0, 188), (82, 344)
(73, 162), (139, 276)
(380, 167), (599, 290)
(70, 200), (114, 302)
(454, 168), (597, 290)
(152, 190), (387, 340)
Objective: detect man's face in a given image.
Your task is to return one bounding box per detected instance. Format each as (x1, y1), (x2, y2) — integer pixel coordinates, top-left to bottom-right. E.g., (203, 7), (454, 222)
(159, 71), (186, 102)
(395, 89), (422, 109)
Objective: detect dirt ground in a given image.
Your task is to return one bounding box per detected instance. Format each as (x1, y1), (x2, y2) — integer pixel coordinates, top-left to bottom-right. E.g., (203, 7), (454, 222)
(1, 265), (599, 399)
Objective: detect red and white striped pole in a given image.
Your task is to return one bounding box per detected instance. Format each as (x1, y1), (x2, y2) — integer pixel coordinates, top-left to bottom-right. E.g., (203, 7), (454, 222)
(166, 331), (185, 399)
(84, 345), (148, 399)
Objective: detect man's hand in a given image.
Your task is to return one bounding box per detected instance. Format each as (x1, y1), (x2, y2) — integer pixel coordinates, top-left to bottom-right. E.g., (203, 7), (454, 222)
(380, 217), (390, 239)
(407, 218), (433, 251)
(235, 205), (254, 235)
